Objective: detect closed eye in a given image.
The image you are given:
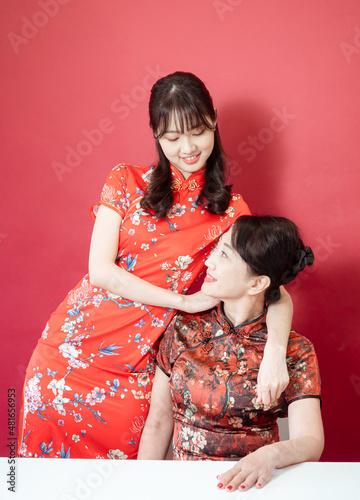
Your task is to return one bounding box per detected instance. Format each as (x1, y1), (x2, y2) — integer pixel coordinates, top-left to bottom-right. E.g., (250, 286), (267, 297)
(193, 128), (205, 136)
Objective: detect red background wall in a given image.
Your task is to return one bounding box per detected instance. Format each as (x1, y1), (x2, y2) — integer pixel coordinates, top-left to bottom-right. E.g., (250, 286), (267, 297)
(1, 0), (359, 461)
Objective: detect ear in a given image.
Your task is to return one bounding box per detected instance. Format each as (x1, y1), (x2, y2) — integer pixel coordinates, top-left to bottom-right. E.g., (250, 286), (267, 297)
(212, 108), (217, 129)
(248, 275), (271, 296)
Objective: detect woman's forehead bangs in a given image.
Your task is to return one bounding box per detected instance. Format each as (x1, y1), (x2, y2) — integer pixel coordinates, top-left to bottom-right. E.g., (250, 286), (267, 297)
(155, 103), (214, 137)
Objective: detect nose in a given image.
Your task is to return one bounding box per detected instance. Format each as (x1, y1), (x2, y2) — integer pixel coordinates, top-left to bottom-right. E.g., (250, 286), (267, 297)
(205, 254), (215, 269)
(180, 135), (196, 154)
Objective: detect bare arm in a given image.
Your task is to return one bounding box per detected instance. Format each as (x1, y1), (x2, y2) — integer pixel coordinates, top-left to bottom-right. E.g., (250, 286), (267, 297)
(137, 366), (174, 459)
(217, 398), (324, 492)
(258, 286), (293, 404)
(89, 205), (219, 313)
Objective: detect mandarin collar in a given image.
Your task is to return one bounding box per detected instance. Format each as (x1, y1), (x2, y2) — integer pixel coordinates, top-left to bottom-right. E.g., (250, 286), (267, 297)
(215, 303), (267, 339)
(170, 164), (206, 193)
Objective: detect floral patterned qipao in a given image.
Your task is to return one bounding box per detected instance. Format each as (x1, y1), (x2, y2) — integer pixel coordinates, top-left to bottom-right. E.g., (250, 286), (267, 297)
(156, 304), (321, 460)
(18, 163), (250, 459)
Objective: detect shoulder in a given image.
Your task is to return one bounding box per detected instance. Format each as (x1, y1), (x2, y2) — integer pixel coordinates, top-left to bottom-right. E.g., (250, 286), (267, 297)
(107, 163), (155, 183)
(226, 191), (251, 216)
(287, 329), (318, 366)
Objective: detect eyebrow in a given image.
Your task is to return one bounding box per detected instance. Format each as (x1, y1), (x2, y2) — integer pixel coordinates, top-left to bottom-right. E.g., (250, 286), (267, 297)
(224, 242), (235, 253)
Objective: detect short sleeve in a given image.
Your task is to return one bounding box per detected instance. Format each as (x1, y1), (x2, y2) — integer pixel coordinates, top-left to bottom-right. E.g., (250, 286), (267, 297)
(90, 164), (130, 219)
(284, 332), (321, 408)
(156, 315), (183, 376)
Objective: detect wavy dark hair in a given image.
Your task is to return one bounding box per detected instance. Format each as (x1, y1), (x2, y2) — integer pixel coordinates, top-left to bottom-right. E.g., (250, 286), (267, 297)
(140, 71), (232, 218)
(231, 215), (314, 303)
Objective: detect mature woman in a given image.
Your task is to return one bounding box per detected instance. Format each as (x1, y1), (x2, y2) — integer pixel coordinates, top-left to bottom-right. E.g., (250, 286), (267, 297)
(138, 215), (324, 492)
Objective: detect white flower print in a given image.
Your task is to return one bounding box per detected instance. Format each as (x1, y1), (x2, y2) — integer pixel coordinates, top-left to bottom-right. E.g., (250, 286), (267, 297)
(141, 244), (149, 251)
(142, 169), (153, 184)
(61, 320), (76, 334)
(107, 449), (128, 460)
(47, 378), (72, 397)
(228, 417), (243, 429)
(59, 343), (79, 359)
(41, 323), (49, 339)
(130, 211), (141, 225)
(147, 223), (156, 232)
(52, 394), (70, 413)
(181, 271), (192, 282)
(161, 262), (172, 270)
(72, 434), (80, 442)
(175, 255), (194, 269)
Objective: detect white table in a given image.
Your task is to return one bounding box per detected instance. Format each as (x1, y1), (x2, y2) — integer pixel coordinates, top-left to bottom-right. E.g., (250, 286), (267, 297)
(1, 459), (359, 499)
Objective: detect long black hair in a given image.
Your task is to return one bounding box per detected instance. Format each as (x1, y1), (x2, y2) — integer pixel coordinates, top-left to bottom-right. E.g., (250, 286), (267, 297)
(140, 71), (232, 218)
(231, 215), (314, 303)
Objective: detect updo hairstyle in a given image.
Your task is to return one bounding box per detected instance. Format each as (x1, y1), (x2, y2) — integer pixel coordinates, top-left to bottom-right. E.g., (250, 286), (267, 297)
(231, 215), (314, 303)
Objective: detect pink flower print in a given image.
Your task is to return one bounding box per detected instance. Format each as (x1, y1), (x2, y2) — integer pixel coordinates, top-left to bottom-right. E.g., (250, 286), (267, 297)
(85, 387), (106, 406)
(58, 420), (64, 426)
(147, 223), (156, 232)
(67, 278), (93, 304)
(24, 376), (43, 417)
(137, 373), (151, 388)
(101, 184), (117, 204)
(168, 203), (186, 219)
(141, 344), (150, 356)
(151, 317), (164, 327)
(204, 224), (223, 241)
(74, 413), (82, 423)
(129, 416), (146, 435)
(93, 294), (103, 307)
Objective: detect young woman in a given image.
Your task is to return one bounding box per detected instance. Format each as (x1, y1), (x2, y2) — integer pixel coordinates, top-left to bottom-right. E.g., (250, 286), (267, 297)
(18, 72), (293, 460)
(138, 215), (324, 492)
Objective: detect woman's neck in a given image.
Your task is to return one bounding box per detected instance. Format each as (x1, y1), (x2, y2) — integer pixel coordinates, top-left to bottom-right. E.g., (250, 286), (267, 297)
(222, 297), (265, 328)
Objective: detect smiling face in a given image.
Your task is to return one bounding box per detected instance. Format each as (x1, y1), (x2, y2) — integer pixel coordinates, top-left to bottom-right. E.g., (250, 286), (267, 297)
(157, 113), (216, 179)
(201, 228), (254, 302)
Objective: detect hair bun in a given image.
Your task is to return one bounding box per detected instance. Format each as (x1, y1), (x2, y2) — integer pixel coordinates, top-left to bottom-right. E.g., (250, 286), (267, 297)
(267, 287), (281, 302)
(282, 246), (314, 285)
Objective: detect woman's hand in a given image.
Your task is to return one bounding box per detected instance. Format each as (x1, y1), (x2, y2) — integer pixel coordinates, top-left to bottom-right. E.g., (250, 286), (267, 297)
(256, 343), (289, 405)
(216, 446), (276, 492)
(181, 291), (219, 314)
